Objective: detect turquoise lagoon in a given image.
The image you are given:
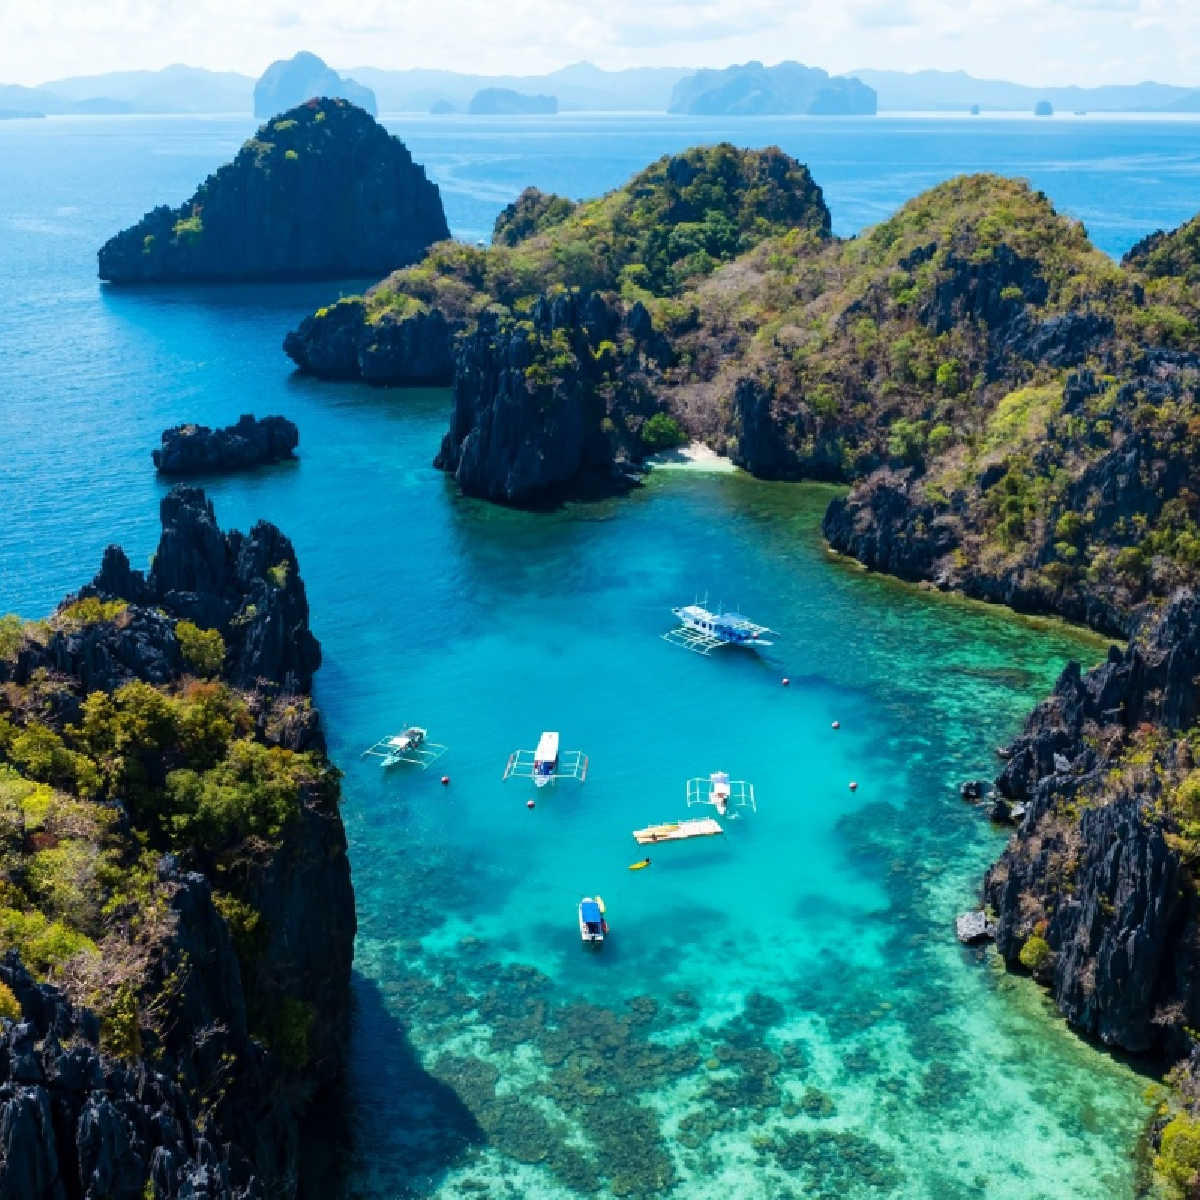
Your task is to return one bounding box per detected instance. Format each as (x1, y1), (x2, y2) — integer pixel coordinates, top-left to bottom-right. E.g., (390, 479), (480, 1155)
(3, 112), (1198, 1196)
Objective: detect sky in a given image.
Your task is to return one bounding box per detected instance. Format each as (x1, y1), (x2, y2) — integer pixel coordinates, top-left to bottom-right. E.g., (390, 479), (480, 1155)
(1, 0), (1198, 87)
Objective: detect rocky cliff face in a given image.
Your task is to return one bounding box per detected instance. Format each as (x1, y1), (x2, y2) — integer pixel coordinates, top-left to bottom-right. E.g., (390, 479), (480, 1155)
(434, 291), (669, 505)
(979, 592), (1200, 1056)
(0, 486), (353, 1199)
(98, 98), (447, 283)
(823, 357), (1200, 639)
(153, 415), (298, 476)
(283, 299), (455, 385)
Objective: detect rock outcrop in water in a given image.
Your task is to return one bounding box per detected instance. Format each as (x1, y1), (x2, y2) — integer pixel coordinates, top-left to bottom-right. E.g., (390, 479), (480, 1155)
(153, 414), (298, 476)
(283, 299), (455, 384)
(253, 50), (376, 117)
(98, 98), (447, 282)
(0, 486), (353, 1199)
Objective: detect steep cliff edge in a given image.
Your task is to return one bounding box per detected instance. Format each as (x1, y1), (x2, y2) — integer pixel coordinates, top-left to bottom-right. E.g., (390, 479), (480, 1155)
(978, 593), (1200, 1055)
(434, 292), (670, 504)
(99, 98), (447, 283)
(0, 486), (353, 1198)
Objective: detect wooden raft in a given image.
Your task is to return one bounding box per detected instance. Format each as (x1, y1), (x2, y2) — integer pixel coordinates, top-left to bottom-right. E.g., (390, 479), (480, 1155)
(632, 817), (724, 845)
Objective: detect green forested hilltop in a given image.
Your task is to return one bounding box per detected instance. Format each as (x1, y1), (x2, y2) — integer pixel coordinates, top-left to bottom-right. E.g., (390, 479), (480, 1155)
(283, 143), (830, 379)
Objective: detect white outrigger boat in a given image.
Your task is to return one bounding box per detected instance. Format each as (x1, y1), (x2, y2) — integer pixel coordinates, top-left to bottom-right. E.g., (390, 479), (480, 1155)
(578, 896), (608, 945)
(686, 770), (756, 817)
(503, 731), (589, 786)
(662, 603), (776, 656)
(362, 726), (447, 770)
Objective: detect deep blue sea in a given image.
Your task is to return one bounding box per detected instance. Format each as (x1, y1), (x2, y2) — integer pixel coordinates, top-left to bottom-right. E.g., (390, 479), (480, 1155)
(4, 110), (1199, 1197)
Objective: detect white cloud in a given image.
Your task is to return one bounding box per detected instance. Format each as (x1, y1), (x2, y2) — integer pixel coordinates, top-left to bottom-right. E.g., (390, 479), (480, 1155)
(0, 0), (1197, 87)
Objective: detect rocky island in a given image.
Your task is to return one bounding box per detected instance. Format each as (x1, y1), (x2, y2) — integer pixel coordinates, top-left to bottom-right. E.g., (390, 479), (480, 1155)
(283, 141), (829, 407)
(468, 88), (557, 115)
(0, 485), (353, 1197)
(153, 414), (299, 475)
(668, 60), (877, 115)
(253, 50), (376, 117)
(98, 98), (448, 283)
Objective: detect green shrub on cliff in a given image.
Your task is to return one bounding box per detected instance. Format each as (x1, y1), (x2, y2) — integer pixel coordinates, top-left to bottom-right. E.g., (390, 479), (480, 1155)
(1018, 935), (1051, 973)
(176, 620), (225, 676)
(56, 596), (128, 628)
(0, 980), (19, 1022)
(1156, 1111), (1200, 1196)
(0, 614), (23, 660)
(641, 413), (688, 450)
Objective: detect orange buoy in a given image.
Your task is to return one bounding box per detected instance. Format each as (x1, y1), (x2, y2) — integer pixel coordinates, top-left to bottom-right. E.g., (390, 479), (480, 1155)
(832, 720), (840, 729)
(849, 780), (858, 791)
(781, 677), (790, 686)
(440, 775), (450, 786)
(526, 799), (536, 809)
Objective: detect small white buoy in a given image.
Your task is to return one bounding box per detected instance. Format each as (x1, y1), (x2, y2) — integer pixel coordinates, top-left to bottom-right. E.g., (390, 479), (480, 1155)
(849, 780), (858, 791)
(832, 720), (840, 730)
(440, 775), (450, 786)
(526, 799), (536, 809)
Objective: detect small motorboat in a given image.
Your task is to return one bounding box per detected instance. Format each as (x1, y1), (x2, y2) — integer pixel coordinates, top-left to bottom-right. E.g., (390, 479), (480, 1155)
(533, 731), (560, 788)
(579, 896), (608, 944)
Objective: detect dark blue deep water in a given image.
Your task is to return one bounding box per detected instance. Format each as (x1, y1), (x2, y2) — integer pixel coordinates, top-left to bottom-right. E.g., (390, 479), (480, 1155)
(3, 111), (1197, 1197)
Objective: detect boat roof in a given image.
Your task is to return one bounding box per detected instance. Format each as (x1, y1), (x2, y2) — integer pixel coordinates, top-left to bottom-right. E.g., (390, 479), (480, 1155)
(580, 899), (602, 922)
(677, 605), (768, 632)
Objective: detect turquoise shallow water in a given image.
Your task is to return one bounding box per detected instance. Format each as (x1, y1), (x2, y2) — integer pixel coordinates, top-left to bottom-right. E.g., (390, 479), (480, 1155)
(2, 112), (1194, 1195)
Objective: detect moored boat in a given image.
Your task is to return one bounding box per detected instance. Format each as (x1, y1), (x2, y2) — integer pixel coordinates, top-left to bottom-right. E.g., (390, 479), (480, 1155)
(534, 730), (560, 788)
(579, 895), (608, 944)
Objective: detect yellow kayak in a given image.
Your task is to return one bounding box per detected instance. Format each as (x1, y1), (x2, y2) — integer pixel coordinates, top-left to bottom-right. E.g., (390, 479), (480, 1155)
(629, 858), (652, 871)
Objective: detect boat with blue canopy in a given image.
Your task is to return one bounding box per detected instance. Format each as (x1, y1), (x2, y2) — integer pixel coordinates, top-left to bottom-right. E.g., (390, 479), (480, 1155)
(578, 896), (608, 945)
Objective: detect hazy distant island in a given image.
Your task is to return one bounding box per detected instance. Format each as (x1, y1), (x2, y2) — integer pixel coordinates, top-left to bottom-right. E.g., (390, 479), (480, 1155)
(1034, 99), (1054, 116)
(669, 60), (876, 115)
(254, 50), (376, 117)
(468, 87), (557, 115)
(98, 98), (447, 282)
(0, 107), (43, 119)
(429, 99), (457, 114)
(1, 57), (1197, 114)
(852, 67), (1200, 111)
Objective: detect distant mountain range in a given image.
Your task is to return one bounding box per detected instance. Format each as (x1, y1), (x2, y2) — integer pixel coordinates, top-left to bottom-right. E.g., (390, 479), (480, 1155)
(853, 68), (1200, 112)
(0, 60), (1196, 117)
